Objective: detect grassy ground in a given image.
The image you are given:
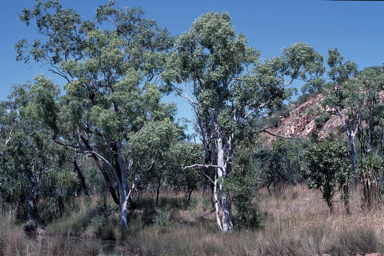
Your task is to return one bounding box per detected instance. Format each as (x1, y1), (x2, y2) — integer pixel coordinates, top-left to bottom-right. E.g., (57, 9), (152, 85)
(122, 185), (384, 255)
(1, 185), (384, 255)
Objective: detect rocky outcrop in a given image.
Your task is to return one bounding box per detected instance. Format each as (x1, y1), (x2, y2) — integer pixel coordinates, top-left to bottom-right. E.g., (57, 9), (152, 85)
(262, 94), (342, 143)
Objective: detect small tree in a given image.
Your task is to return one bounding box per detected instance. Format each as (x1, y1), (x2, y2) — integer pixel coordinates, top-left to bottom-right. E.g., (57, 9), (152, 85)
(255, 137), (301, 195)
(227, 139), (262, 231)
(0, 81), (78, 226)
(302, 141), (350, 214)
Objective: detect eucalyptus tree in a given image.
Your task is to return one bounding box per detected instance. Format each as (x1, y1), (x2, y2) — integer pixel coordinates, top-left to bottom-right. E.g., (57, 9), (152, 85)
(162, 11), (323, 232)
(0, 79), (78, 226)
(0, 91), (45, 226)
(0, 102), (27, 213)
(16, 0), (179, 230)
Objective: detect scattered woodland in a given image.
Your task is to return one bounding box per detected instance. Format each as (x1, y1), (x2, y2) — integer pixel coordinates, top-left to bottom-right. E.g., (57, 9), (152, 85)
(1, 1), (384, 255)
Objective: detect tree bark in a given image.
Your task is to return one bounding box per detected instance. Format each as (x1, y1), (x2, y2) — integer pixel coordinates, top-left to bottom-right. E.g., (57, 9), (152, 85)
(188, 188), (193, 201)
(217, 137), (233, 233)
(120, 159), (134, 230)
(120, 169), (128, 230)
(91, 154), (120, 205)
(156, 179), (161, 206)
(213, 175), (223, 230)
(24, 170), (40, 226)
(80, 136), (120, 204)
(73, 159), (89, 196)
(336, 107), (356, 216)
(27, 196), (34, 224)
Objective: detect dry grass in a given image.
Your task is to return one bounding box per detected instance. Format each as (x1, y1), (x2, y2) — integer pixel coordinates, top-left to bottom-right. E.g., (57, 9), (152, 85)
(0, 198), (104, 256)
(0, 216), (102, 256)
(253, 184), (384, 255)
(122, 184), (384, 256)
(1, 185), (384, 255)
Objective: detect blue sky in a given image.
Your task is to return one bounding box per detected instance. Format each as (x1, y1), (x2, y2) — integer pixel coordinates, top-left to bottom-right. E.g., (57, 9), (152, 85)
(1, 0), (383, 133)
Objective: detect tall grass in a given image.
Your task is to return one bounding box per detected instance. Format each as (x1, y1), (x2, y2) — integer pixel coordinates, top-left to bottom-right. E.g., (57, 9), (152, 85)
(1, 185), (384, 255)
(0, 213), (102, 255)
(122, 185), (384, 255)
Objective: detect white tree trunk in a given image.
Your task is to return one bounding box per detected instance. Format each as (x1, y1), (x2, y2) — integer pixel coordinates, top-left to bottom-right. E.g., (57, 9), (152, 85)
(217, 138), (233, 233)
(213, 173), (223, 230)
(120, 168), (129, 230)
(221, 191), (233, 232)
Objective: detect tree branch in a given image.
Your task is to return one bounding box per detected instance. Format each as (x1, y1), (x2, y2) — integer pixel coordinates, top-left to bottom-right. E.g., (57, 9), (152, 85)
(248, 128), (303, 142)
(182, 163), (222, 170)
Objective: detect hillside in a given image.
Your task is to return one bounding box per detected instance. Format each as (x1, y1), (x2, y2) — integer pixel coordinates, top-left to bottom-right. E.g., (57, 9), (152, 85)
(263, 93), (344, 143)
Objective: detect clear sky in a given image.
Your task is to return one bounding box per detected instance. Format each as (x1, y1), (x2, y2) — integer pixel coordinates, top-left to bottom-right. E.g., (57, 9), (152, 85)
(1, 0), (383, 133)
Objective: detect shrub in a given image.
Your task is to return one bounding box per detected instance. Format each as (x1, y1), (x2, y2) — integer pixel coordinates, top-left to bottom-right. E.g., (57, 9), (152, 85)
(302, 141), (351, 213)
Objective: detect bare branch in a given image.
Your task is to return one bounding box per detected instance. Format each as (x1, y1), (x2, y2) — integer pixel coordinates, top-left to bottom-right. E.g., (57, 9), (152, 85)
(182, 163), (222, 170)
(200, 171), (215, 184)
(248, 128), (303, 143)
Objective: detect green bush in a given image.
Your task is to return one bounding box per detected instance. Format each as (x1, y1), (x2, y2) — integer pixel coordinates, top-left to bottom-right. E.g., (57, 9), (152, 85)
(302, 141), (351, 213)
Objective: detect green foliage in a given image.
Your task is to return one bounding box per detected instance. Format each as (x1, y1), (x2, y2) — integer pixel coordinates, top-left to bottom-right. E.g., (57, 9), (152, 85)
(355, 68), (384, 155)
(153, 209), (181, 232)
(162, 10), (322, 232)
(304, 49), (384, 215)
(306, 105), (330, 128)
(256, 138), (302, 194)
(304, 50), (384, 216)
(227, 140), (263, 230)
(0, 83), (80, 226)
(91, 195), (118, 226)
(294, 91), (320, 106)
(91, 198), (119, 240)
(302, 141), (351, 212)
(16, 0), (180, 230)
(8, 0), (384, 237)
(266, 104), (291, 128)
(168, 142), (203, 194)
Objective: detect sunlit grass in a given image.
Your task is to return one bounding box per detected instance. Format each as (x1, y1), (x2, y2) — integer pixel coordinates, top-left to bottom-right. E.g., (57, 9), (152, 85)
(122, 185), (384, 255)
(1, 185), (384, 255)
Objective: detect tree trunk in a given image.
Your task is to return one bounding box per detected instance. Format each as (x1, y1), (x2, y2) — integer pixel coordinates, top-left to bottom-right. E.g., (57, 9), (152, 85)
(24, 171), (40, 226)
(27, 196), (34, 224)
(188, 188), (193, 201)
(344, 182), (350, 215)
(213, 176), (223, 230)
(120, 159), (135, 230)
(344, 135), (356, 215)
(221, 190), (233, 232)
(92, 154), (120, 205)
(156, 183), (161, 206)
(80, 136), (119, 204)
(217, 138), (233, 233)
(73, 159), (89, 196)
(350, 136), (357, 188)
(120, 169), (128, 230)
